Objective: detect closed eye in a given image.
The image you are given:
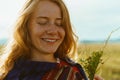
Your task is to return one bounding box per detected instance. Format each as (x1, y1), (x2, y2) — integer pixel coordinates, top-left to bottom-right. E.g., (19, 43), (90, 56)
(55, 19), (63, 27)
(38, 21), (48, 25)
(37, 17), (48, 25)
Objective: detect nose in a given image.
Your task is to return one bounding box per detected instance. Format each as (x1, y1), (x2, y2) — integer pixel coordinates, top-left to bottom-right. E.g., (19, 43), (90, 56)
(46, 23), (58, 35)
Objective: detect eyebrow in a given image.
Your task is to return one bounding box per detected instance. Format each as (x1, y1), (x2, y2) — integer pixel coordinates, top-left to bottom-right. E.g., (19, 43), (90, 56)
(36, 16), (62, 20)
(37, 16), (48, 19)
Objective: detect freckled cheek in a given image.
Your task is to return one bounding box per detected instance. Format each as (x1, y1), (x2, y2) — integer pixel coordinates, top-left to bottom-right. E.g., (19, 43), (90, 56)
(59, 28), (65, 38)
(32, 26), (44, 34)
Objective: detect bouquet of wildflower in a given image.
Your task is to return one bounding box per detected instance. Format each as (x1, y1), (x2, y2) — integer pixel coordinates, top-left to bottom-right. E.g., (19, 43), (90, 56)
(81, 51), (103, 80)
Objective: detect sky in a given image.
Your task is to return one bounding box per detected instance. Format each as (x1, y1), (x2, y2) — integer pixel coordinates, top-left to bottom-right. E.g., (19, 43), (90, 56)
(0, 0), (120, 40)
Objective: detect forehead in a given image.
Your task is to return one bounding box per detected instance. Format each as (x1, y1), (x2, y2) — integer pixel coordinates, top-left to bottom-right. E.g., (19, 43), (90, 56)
(32, 0), (61, 18)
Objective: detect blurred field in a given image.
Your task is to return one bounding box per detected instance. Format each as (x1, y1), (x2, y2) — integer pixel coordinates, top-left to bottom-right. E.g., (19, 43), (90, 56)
(0, 45), (3, 55)
(78, 43), (120, 80)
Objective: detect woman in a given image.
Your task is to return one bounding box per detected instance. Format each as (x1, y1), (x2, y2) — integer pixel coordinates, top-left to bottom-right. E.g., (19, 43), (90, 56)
(0, 0), (103, 80)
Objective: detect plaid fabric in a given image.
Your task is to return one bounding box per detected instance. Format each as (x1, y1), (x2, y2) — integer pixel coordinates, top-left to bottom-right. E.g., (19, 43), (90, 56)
(4, 58), (88, 80)
(42, 60), (86, 80)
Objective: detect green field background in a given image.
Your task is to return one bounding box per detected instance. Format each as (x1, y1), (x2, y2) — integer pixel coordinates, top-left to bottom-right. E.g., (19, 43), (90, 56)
(78, 43), (120, 80)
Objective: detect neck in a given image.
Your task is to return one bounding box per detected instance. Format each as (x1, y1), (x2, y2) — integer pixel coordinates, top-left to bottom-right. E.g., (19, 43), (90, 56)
(30, 52), (56, 63)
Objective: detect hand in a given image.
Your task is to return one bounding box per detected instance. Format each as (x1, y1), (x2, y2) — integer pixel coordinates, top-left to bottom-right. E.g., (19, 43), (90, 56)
(94, 75), (104, 80)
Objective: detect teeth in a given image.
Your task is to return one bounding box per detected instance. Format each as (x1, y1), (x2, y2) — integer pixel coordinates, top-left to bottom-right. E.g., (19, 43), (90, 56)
(43, 39), (57, 42)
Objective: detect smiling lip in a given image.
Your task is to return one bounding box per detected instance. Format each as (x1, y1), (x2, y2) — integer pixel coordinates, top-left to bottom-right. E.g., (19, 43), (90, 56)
(41, 38), (59, 42)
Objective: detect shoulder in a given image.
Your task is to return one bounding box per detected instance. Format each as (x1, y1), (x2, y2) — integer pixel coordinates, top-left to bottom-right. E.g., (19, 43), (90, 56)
(60, 58), (88, 80)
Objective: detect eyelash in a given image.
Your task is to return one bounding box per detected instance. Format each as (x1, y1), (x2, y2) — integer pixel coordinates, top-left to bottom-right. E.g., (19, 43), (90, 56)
(38, 22), (63, 27)
(55, 23), (63, 27)
(38, 22), (47, 25)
